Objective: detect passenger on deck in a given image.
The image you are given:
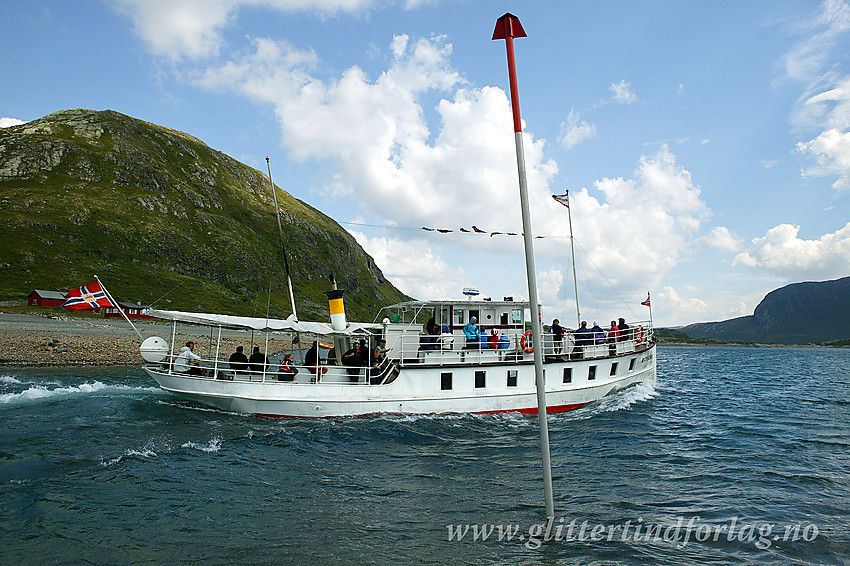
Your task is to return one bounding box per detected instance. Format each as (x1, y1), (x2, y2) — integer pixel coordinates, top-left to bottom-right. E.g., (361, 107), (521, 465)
(550, 319), (565, 353)
(342, 343), (362, 382)
(369, 347), (384, 384)
(249, 346), (269, 373)
(617, 318), (631, 341)
(174, 341), (204, 375)
(305, 341), (328, 377)
(488, 329), (499, 349)
(228, 346), (249, 371)
(498, 333), (510, 349)
(463, 316), (481, 349)
(278, 354), (298, 382)
(426, 314), (439, 336)
(607, 321), (619, 343)
(590, 321), (606, 344)
(574, 321), (593, 348)
(439, 325), (454, 350)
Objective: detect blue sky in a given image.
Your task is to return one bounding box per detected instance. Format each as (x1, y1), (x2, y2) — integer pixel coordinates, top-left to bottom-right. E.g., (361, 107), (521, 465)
(2, 0), (849, 327)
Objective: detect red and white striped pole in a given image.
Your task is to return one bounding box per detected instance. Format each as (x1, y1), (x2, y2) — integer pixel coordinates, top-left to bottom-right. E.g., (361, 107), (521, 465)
(493, 12), (555, 521)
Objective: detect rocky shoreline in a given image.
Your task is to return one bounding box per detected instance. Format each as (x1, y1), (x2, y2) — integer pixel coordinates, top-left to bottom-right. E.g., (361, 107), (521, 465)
(0, 312), (292, 367)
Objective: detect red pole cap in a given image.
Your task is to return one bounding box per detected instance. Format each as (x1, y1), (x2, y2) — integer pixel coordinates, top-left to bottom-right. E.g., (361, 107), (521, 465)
(492, 13), (527, 40)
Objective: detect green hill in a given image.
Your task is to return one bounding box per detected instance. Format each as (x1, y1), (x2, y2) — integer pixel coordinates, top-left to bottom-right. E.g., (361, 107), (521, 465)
(0, 108), (409, 320)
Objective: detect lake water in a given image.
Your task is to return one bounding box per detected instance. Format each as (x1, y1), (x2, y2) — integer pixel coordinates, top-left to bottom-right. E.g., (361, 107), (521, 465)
(1, 346), (848, 565)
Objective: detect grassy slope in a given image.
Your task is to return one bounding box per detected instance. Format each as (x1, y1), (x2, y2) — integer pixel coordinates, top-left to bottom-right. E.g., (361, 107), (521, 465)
(0, 109), (409, 320)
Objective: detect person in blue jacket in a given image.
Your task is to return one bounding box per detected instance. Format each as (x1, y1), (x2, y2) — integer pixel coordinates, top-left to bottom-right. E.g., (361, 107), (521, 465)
(463, 316), (481, 348)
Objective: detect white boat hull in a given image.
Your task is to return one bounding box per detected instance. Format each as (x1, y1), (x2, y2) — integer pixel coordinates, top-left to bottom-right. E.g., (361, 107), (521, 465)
(144, 345), (656, 418)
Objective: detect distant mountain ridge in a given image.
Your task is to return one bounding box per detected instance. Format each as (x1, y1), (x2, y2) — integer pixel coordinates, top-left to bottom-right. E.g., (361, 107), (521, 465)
(680, 276), (850, 344)
(0, 108), (410, 319)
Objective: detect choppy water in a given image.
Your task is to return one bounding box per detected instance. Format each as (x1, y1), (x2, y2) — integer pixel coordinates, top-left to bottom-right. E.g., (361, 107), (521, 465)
(1, 346), (848, 565)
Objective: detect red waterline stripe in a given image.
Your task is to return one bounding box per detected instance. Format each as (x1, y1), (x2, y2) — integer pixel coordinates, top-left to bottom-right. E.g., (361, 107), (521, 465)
(254, 402), (588, 419)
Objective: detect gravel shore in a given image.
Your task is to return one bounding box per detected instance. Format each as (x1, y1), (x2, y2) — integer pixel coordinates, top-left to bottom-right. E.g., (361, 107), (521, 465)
(0, 312), (292, 367)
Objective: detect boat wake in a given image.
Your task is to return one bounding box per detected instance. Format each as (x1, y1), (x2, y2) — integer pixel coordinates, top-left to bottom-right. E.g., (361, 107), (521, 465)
(564, 382), (658, 421)
(0, 380), (162, 407)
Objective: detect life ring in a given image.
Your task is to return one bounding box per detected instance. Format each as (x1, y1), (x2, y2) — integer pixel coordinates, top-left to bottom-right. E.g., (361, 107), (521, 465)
(318, 341), (333, 349)
(635, 325), (644, 343)
(520, 331), (534, 354)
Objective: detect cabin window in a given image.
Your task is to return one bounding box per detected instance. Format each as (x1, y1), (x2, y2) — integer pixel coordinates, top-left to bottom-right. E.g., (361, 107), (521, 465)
(441, 372), (453, 390)
(563, 368), (572, 384)
(500, 312), (509, 325)
(511, 309), (523, 324)
(610, 363), (618, 376)
(453, 310), (465, 325)
(475, 371), (486, 388)
(439, 307), (450, 326)
(629, 358), (636, 372)
(469, 309), (480, 324)
(588, 366), (597, 380)
(507, 370), (518, 387)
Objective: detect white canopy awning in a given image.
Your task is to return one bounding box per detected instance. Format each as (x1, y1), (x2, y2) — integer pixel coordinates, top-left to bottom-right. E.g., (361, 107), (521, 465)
(147, 308), (383, 336)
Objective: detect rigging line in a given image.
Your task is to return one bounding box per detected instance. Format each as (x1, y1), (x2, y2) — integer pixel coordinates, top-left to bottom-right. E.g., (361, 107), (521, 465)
(149, 279), (186, 307)
(572, 238), (641, 321)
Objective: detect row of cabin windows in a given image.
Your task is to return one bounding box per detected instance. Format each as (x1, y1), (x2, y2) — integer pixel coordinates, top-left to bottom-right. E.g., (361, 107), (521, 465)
(440, 357), (640, 390)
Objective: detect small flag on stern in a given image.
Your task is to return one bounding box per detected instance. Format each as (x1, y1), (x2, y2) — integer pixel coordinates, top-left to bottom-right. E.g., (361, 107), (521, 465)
(641, 293), (651, 307)
(61, 281), (116, 311)
(552, 191), (569, 208)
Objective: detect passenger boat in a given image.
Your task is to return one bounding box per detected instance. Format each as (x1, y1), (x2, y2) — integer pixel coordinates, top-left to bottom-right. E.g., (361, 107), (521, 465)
(139, 297), (656, 417)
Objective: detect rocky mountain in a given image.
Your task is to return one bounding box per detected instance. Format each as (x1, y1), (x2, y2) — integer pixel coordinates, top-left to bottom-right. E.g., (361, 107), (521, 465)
(0, 108), (409, 320)
(679, 276), (850, 344)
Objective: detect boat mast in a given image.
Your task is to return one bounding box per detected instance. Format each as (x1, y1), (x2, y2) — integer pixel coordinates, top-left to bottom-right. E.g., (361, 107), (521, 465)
(265, 156), (298, 322)
(493, 12), (555, 522)
(566, 193), (581, 327)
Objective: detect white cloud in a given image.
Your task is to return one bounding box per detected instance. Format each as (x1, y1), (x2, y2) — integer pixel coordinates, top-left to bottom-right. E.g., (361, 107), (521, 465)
(557, 109), (596, 150)
(702, 226), (743, 252)
(609, 79), (637, 104)
(797, 127), (850, 190)
(535, 146), (710, 294)
(111, 0), (375, 60)
(732, 222), (850, 279)
(0, 117), (25, 128)
(196, 34), (559, 233)
(659, 286), (709, 317)
(781, 0), (850, 82)
(350, 232), (466, 299)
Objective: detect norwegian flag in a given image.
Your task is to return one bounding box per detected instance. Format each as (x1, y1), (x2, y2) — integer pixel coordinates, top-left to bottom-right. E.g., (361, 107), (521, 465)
(641, 293), (651, 307)
(61, 280), (115, 311)
(552, 191), (569, 208)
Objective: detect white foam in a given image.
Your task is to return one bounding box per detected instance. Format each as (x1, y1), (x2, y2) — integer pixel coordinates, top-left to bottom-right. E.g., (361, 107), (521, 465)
(100, 446), (159, 467)
(0, 375), (22, 385)
(0, 381), (162, 406)
(182, 437), (222, 453)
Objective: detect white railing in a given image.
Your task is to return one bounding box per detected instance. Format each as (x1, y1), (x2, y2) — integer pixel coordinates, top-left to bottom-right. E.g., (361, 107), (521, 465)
(391, 321), (654, 366)
(150, 352), (397, 386)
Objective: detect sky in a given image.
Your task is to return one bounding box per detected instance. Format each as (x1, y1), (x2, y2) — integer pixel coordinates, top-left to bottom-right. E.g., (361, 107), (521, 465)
(2, 0), (849, 328)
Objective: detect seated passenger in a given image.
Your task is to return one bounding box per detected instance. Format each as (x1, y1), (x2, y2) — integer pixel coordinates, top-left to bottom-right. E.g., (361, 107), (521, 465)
(228, 346), (249, 371)
(498, 333), (510, 349)
(439, 325), (454, 350)
(463, 316), (481, 348)
(249, 346), (269, 373)
(574, 321), (593, 348)
(174, 341), (205, 375)
(590, 322), (606, 344)
(488, 329), (499, 349)
(278, 354), (298, 382)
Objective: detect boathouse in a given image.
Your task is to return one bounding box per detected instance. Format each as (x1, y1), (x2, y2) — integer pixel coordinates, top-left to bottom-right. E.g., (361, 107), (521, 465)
(27, 290), (67, 308)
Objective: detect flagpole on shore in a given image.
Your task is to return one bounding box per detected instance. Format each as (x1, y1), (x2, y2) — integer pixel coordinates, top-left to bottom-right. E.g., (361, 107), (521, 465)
(493, 12), (555, 521)
(95, 275), (144, 341)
